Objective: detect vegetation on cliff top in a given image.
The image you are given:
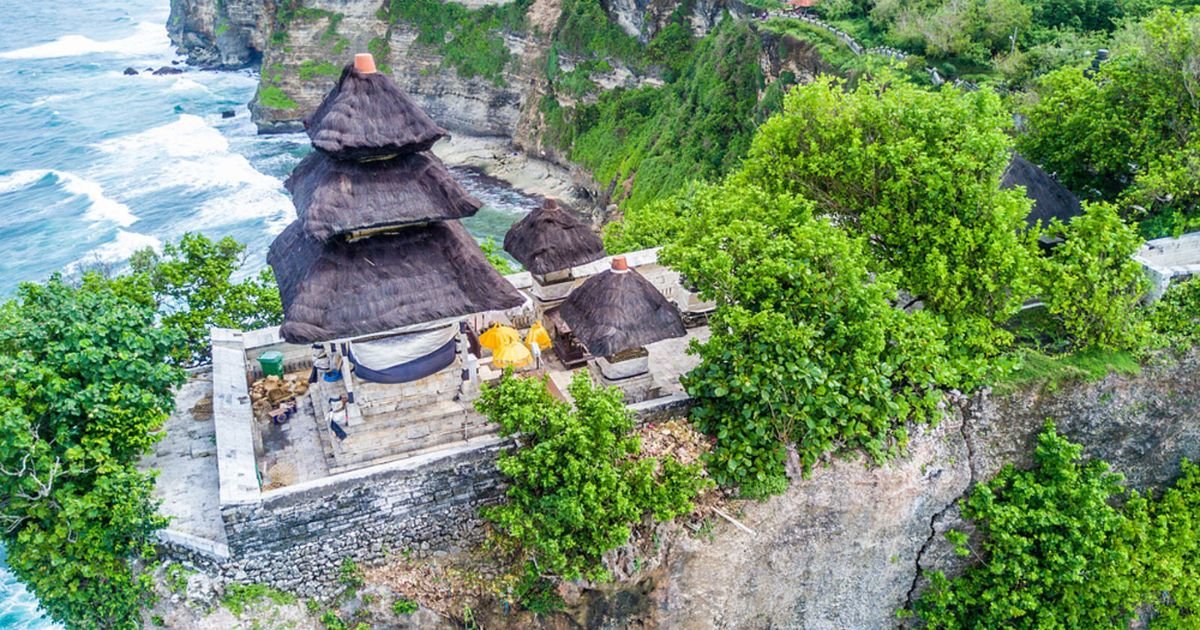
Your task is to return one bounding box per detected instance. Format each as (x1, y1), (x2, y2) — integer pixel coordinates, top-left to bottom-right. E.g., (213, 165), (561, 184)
(477, 372), (708, 584)
(0, 233), (282, 628)
(912, 423), (1200, 627)
(0, 274), (184, 629)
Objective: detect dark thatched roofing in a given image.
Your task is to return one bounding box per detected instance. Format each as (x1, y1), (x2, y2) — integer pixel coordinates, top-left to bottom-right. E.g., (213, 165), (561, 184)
(286, 150), (482, 241)
(558, 267), (685, 357)
(503, 199), (606, 275)
(305, 64), (447, 160)
(268, 220), (526, 344)
(1002, 153), (1083, 228)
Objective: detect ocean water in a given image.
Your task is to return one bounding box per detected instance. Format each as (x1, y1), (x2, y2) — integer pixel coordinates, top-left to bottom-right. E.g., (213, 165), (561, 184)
(0, 0), (535, 626)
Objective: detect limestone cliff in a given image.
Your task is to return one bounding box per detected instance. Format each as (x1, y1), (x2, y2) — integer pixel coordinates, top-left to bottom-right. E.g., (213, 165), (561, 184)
(167, 0), (810, 140)
(168, 0), (275, 67)
(566, 352), (1200, 628)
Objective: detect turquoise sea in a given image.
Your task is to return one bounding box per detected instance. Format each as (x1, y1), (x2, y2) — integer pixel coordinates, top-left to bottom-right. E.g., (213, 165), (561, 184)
(0, 0), (535, 625)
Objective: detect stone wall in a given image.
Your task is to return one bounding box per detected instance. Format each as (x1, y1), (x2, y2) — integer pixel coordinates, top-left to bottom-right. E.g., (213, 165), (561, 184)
(214, 439), (509, 598)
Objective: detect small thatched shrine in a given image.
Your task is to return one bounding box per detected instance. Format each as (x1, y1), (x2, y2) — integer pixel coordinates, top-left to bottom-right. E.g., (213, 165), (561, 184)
(503, 198), (605, 310)
(1002, 153), (1083, 240)
(557, 256), (685, 401)
(268, 53), (524, 437)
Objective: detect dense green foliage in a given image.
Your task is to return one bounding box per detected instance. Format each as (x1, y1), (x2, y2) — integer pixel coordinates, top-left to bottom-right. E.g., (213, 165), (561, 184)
(1148, 278), (1200, 349)
(1018, 8), (1200, 236)
(476, 372), (707, 582)
(914, 423), (1200, 627)
(551, 18), (767, 217)
(130, 233), (282, 367)
(1038, 202), (1150, 349)
(658, 178), (953, 494)
(382, 0), (530, 85)
(0, 275), (185, 629)
(742, 76), (1036, 343)
(818, 0), (1169, 83)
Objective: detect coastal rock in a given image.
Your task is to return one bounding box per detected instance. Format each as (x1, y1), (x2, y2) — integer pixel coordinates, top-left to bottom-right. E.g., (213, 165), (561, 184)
(167, 0), (272, 68)
(153, 66), (184, 75)
(123, 67), (139, 75)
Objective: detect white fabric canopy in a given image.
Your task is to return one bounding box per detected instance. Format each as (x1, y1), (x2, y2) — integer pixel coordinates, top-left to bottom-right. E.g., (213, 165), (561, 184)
(349, 324), (458, 371)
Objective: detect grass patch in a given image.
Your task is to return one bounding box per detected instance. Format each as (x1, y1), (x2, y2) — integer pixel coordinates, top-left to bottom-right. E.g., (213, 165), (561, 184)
(391, 597), (418, 615)
(164, 562), (192, 595)
(299, 60), (340, 81)
(258, 85), (298, 110)
(221, 583), (296, 616)
(383, 0), (530, 85)
(990, 347), (1141, 396)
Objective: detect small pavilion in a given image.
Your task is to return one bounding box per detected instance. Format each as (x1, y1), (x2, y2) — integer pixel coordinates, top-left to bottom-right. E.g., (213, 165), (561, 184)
(503, 197), (606, 311)
(557, 256), (686, 401)
(267, 53), (524, 465)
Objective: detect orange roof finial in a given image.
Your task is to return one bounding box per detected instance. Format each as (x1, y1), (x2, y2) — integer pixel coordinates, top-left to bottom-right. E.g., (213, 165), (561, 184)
(354, 53), (377, 74)
(611, 256), (628, 272)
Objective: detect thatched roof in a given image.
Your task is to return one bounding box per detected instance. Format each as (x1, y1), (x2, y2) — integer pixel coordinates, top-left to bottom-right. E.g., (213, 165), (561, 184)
(1002, 153), (1083, 228)
(286, 150), (482, 241)
(268, 220), (526, 344)
(557, 261), (685, 357)
(305, 64), (447, 160)
(503, 198), (606, 275)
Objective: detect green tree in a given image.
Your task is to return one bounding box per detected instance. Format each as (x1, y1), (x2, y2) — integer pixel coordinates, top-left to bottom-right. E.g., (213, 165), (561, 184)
(130, 233), (282, 367)
(914, 423), (1200, 627)
(0, 274), (184, 629)
(742, 76), (1037, 350)
(1018, 9), (1200, 236)
(1148, 278), (1200, 350)
(660, 179), (954, 495)
(477, 371), (707, 582)
(1039, 202), (1150, 350)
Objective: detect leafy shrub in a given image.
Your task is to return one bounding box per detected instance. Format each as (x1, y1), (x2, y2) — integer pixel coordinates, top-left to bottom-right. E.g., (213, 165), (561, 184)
(1148, 278), (1200, 350)
(476, 372), (709, 581)
(0, 274), (184, 629)
(391, 597), (419, 615)
(661, 180), (954, 490)
(913, 423), (1200, 627)
(130, 233), (283, 366)
(1038, 202), (1150, 350)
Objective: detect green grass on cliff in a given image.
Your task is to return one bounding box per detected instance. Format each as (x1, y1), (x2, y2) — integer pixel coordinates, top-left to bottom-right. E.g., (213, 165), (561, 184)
(381, 0), (531, 85)
(989, 347), (1141, 396)
(546, 18), (767, 230)
(258, 85), (298, 110)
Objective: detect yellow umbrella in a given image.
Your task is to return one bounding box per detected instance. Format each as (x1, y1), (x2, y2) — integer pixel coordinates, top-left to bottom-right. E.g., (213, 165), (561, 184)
(479, 323), (520, 353)
(525, 321), (552, 351)
(492, 339), (533, 369)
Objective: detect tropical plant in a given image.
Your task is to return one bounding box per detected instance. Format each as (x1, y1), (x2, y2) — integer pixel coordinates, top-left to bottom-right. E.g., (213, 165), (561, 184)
(476, 371), (707, 582)
(913, 422), (1200, 627)
(660, 179), (954, 494)
(0, 274), (184, 629)
(741, 75), (1038, 350)
(1039, 202), (1151, 350)
(130, 232), (282, 366)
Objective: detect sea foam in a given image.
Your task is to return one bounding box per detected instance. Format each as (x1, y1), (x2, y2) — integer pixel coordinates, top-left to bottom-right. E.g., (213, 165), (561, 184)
(94, 115), (292, 229)
(0, 22), (171, 60)
(0, 169), (138, 227)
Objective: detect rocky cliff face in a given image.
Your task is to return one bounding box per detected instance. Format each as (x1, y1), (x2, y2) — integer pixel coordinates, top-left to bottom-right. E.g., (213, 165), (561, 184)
(168, 0), (801, 141)
(168, 0), (275, 67)
(570, 352), (1200, 628)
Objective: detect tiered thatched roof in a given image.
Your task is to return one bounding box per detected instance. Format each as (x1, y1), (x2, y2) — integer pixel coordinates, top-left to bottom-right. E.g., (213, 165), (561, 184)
(287, 151), (482, 241)
(503, 198), (605, 275)
(268, 53), (525, 344)
(558, 258), (685, 357)
(305, 63), (447, 161)
(269, 220), (525, 344)
(1002, 153), (1083, 228)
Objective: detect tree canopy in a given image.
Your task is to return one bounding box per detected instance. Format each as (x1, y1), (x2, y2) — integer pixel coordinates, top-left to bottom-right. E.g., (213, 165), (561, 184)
(1018, 8), (1200, 236)
(658, 178), (955, 495)
(477, 372), (707, 582)
(0, 274), (184, 629)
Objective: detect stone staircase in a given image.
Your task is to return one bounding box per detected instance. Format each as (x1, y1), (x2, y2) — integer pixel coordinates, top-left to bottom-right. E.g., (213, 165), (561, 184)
(323, 399), (494, 474)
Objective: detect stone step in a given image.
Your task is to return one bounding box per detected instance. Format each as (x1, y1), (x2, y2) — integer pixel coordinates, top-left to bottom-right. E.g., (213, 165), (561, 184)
(326, 401), (494, 474)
